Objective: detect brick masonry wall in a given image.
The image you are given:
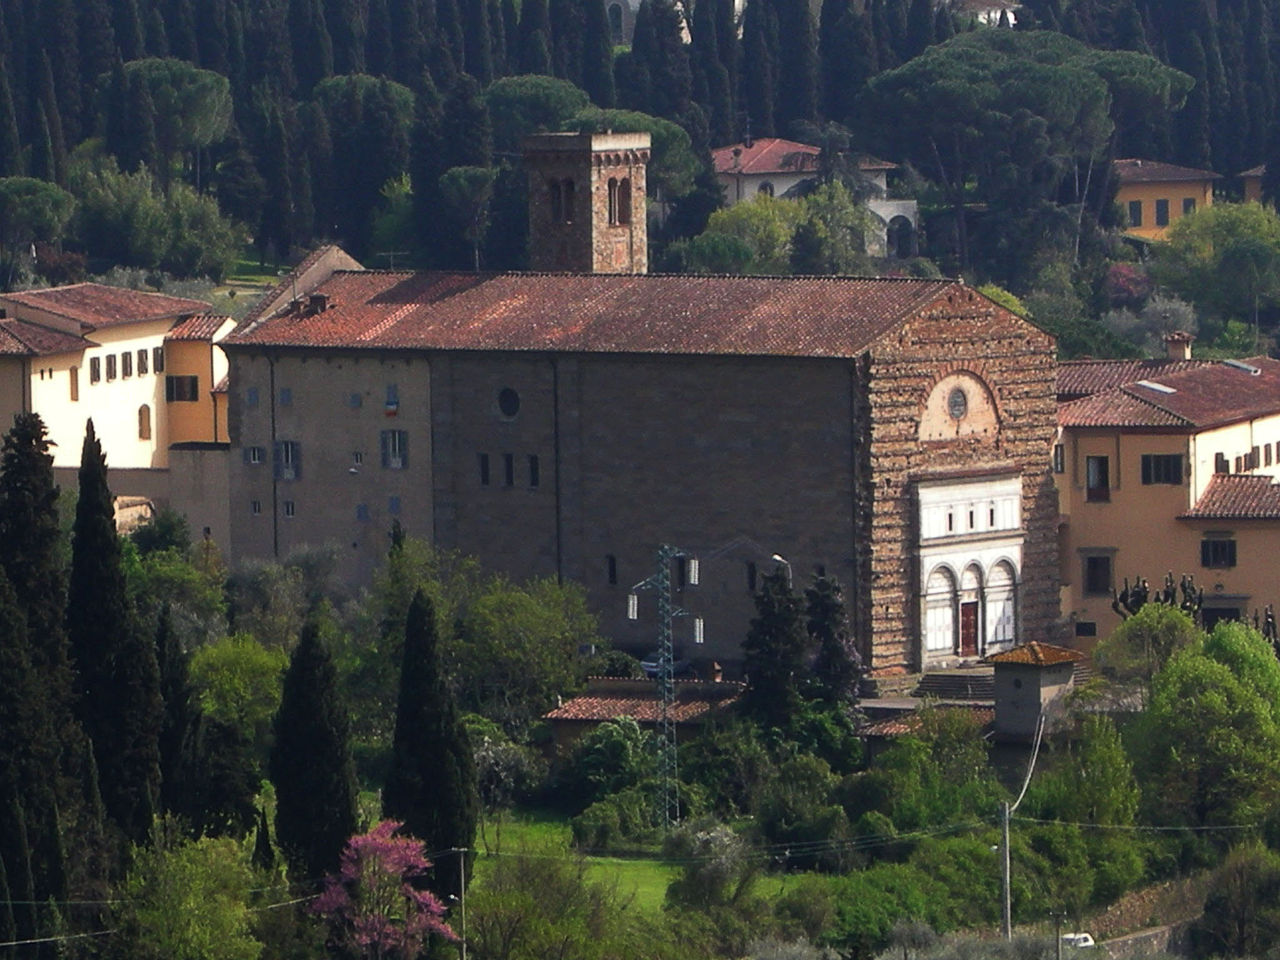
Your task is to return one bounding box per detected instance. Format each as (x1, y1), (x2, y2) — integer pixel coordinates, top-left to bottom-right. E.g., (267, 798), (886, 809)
(864, 287), (1060, 674)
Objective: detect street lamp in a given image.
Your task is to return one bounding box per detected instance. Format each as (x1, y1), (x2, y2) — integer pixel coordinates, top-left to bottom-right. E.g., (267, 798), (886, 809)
(771, 553), (793, 588)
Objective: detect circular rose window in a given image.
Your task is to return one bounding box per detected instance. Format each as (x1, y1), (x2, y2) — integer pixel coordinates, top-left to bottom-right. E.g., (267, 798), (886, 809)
(498, 387), (520, 418)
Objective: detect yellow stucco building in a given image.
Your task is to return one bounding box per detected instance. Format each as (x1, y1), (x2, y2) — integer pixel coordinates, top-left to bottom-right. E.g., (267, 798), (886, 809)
(1114, 158), (1218, 240)
(1057, 350), (1280, 643)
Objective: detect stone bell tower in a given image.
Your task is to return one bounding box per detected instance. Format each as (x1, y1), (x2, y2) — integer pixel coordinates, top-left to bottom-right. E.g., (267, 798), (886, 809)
(522, 131), (650, 274)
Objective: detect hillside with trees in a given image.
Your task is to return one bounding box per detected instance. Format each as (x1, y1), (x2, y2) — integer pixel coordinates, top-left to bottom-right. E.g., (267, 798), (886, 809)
(7, 0), (1280, 353)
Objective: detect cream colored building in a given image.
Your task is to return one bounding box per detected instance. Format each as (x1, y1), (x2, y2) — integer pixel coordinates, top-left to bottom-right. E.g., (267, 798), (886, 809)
(0, 283), (234, 542)
(1057, 352), (1280, 642)
(1113, 158), (1219, 240)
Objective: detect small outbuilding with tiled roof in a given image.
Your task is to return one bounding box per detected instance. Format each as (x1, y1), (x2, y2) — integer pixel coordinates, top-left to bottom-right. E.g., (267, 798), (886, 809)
(985, 642), (1082, 741)
(543, 677), (745, 756)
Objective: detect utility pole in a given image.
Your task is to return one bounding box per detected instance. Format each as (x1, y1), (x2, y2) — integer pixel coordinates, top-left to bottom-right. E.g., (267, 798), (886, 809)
(451, 847), (468, 960)
(1002, 713), (1046, 940)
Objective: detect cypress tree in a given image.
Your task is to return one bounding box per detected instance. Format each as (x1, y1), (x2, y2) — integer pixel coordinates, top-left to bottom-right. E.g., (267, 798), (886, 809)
(904, 0), (933, 58)
(741, 0), (778, 136)
(29, 101), (55, 183)
(462, 0), (496, 84)
(389, 0), (427, 86)
(38, 0), (81, 144)
(441, 73), (492, 169)
(196, 0), (232, 75)
(270, 617), (358, 880)
(933, 5), (954, 43)
(0, 65), (16, 179)
(690, 0), (730, 141)
(77, 0), (116, 134)
(155, 605), (195, 819)
(488, 0), (508, 78)
(0, 848), (14, 947)
(113, 0), (146, 61)
(35, 53), (66, 185)
(0, 787), (35, 948)
(257, 101), (295, 265)
(67, 420), (163, 847)
(144, 6), (170, 56)
(437, 0), (468, 77)
(253, 806), (275, 873)
(501, 0), (520, 71)
(517, 0), (553, 74)
(740, 569), (809, 730)
(550, 0), (585, 84)
(411, 73), (450, 264)
(805, 574), (860, 704)
(582, 0), (616, 107)
(164, 0), (199, 61)
(366, 0), (396, 78)
(383, 590), (477, 900)
(291, 0), (335, 94)
(326, 0), (368, 75)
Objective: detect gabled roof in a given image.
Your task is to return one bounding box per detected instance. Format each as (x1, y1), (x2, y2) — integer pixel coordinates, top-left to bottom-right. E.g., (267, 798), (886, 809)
(1180, 474), (1280, 520)
(0, 318), (91, 356)
(1113, 158), (1221, 184)
(1059, 358), (1280, 431)
(986, 641), (1082, 666)
(1057, 358), (1213, 401)
(165, 313), (235, 342)
(862, 705), (994, 738)
(227, 270), (974, 359)
(543, 678), (744, 724)
(1240, 164), (1267, 179)
(0, 283), (209, 332)
(711, 137), (896, 177)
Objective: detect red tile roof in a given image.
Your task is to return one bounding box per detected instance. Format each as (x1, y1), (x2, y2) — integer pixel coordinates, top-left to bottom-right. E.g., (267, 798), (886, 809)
(543, 678), (744, 724)
(0, 283), (210, 332)
(227, 270), (973, 358)
(862, 705), (994, 738)
(1113, 158), (1221, 184)
(239, 246), (340, 327)
(165, 313), (234, 341)
(986, 641), (1082, 666)
(213, 374), (229, 394)
(1057, 358), (1212, 400)
(711, 137), (896, 177)
(1059, 358), (1280, 431)
(1180, 474), (1280, 520)
(0, 318), (90, 356)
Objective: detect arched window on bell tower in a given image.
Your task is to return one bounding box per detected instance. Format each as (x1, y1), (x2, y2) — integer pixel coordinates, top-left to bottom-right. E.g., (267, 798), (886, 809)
(607, 177), (619, 224)
(618, 177), (632, 224)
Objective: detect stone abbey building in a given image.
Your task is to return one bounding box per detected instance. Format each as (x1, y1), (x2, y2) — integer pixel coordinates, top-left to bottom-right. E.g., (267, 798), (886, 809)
(223, 132), (1059, 676)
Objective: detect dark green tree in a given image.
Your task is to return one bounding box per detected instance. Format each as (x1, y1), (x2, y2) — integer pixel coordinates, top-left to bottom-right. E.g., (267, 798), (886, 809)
(582, 0), (616, 108)
(549, 0), (585, 85)
(806, 574), (860, 704)
(0, 65), (20, 178)
(904, 0), (933, 58)
(67, 420), (163, 846)
(462, 0), (496, 84)
(269, 617), (358, 880)
(383, 590), (477, 900)
(517, 0), (553, 74)
(774, 0), (819, 134)
(390, 0), (427, 86)
(629, 0), (692, 125)
(741, 0), (778, 136)
(155, 604), (196, 819)
(740, 569), (809, 729)
(689, 0), (731, 142)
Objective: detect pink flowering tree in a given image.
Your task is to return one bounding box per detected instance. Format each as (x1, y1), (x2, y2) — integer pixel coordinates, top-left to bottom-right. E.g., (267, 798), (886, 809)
(314, 820), (457, 960)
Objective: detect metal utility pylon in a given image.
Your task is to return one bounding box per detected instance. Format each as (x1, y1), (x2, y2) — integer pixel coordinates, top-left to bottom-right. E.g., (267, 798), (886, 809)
(628, 543), (693, 829)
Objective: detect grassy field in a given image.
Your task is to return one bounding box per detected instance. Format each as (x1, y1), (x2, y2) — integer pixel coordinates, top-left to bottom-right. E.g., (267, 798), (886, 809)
(470, 812), (681, 914)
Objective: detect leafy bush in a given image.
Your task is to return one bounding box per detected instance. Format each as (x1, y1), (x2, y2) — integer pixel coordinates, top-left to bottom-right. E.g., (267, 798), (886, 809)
(570, 782), (663, 850)
(557, 717), (657, 812)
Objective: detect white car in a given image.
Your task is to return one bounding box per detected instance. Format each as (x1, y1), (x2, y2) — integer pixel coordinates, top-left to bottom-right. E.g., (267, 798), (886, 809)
(1061, 933), (1095, 949)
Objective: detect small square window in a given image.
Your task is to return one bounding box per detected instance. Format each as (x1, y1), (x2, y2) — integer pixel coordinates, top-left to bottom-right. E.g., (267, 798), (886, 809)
(1086, 456), (1110, 501)
(1202, 538), (1237, 569)
(89, 357), (100, 383)
(1155, 198), (1169, 226)
(246, 446), (265, 464)
(1075, 621), (1097, 638)
(246, 387), (259, 407)
(503, 453), (514, 486)
(121, 351), (133, 378)
(69, 366), (79, 401)
(1083, 555), (1112, 595)
(479, 453), (490, 485)
(1127, 200), (1143, 227)
(606, 554), (618, 585)
(381, 430), (408, 469)
(352, 451), (364, 466)
(1141, 453), (1182, 485)
(283, 500), (296, 518)
(356, 503), (370, 522)
(153, 346), (165, 372)
(137, 348), (148, 375)
(106, 354), (118, 381)
(529, 454), (540, 488)
(279, 387), (292, 406)
(166, 375), (199, 402)
(1052, 443), (1064, 474)
(388, 496), (401, 516)
(251, 500), (262, 515)
(1183, 197), (1196, 215)
(348, 393), (363, 409)
(1216, 452), (1229, 474)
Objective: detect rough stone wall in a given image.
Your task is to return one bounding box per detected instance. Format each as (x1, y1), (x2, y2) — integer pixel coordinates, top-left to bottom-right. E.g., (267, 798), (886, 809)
(526, 151), (595, 273)
(864, 288), (1059, 674)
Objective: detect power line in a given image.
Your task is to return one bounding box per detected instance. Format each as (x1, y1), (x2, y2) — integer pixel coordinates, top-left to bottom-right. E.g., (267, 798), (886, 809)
(0, 929), (117, 949)
(1014, 816), (1258, 833)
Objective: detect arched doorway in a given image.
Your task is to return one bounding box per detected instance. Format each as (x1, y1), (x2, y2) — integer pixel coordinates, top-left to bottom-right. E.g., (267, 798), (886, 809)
(986, 560), (1017, 652)
(887, 215), (916, 258)
(924, 566), (958, 659)
(960, 564), (983, 657)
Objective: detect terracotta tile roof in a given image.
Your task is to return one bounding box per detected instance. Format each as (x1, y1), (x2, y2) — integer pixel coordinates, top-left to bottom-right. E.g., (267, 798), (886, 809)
(165, 313), (234, 341)
(1180, 474), (1280, 519)
(240, 245), (349, 327)
(1059, 358), (1280, 431)
(985, 641), (1082, 666)
(0, 318), (90, 356)
(1057, 358), (1213, 400)
(0, 283), (209, 332)
(543, 678), (744, 724)
(227, 270), (969, 358)
(862, 705), (993, 738)
(1240, 164), (1267, 178)
(212, 374), (229, 394)
(1113, 158), (1221, 184)
(711, 137), (896, 177)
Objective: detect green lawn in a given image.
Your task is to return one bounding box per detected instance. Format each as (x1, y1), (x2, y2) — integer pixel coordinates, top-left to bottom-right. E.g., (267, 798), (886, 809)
(471, 812), (680, 914)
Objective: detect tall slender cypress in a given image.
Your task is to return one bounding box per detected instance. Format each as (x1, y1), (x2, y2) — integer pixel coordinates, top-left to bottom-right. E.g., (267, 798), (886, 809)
(517, 0), (553, 74)
(67, 421), (163, 847)
(0, 62), (17, 178)
(461, 0), (495, 84)
(382, 590), (477, 900)
(582, 0), (616, 107)
(741, 0), (778, 136)
(269, 617), (358, 880)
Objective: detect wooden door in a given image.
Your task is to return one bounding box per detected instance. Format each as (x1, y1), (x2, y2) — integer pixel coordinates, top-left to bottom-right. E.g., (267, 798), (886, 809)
(960, 601), (979, 656)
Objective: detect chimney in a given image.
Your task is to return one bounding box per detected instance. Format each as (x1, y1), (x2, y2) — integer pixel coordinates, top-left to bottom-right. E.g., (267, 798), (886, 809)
(1164, 330), (1194, 360)
(522, 131), (651, 275)
(307, 293), (330, 315)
